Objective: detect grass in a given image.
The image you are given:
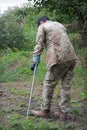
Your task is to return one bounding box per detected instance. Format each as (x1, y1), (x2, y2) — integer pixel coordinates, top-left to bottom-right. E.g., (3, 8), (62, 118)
(0, 33), (87, 130)
(0, 50), (33, 82)
(10, 87), (30, 96)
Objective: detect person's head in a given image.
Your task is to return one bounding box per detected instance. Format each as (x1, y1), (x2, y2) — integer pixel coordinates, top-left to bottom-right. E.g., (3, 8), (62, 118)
(37, 16), (49, 27)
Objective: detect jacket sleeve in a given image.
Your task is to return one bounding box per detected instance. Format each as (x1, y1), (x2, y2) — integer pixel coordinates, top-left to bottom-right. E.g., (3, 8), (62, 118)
(33, 24), (45, 55)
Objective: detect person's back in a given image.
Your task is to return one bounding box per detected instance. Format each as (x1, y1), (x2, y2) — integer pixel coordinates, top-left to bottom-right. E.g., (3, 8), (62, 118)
(41, 20), (77, 67)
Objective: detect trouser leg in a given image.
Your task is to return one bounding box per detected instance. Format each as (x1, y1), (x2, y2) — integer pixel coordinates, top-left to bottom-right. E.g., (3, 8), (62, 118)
(41, 60), (76, 113)
(59, 61), (76, 113)
(41, 68), (58, 111)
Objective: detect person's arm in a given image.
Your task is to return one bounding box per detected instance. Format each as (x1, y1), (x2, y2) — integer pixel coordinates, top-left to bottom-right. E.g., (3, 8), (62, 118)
(31, 24), (45, 69)
(33, 24), (45, 55)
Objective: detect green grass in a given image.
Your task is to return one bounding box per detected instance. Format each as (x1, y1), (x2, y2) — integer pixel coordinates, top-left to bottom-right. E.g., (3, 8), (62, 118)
(10, 87), (29, 96)
(0, 33), (87, 130)
(0, 50), (47, 83)
(0, 50), (33, 82)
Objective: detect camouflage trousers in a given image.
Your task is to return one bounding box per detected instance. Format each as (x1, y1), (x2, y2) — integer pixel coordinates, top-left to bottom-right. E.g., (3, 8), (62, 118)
(41, 60), (76, 113)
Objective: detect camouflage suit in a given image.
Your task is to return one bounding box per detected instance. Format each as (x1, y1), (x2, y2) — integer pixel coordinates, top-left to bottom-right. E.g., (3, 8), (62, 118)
(33, 21), (77, 113)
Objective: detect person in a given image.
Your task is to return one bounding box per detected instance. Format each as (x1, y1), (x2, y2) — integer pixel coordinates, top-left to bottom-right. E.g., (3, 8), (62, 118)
(30, 16), (77, 121)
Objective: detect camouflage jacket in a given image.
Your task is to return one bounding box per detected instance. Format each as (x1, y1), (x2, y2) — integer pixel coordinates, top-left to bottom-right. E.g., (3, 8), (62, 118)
(33, 21), (77, 68)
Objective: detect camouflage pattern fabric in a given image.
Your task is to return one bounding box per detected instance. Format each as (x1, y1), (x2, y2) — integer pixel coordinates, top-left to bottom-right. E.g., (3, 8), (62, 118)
(33, 20), (77, 113)
(33, 20), (77, 69)
(41, 60), (76, 113)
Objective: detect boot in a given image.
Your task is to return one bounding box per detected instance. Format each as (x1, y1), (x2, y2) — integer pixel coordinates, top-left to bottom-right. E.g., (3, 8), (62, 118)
(53, 110), (67, 121)
(58, 110), (67, 121)
(31, 109), (50, 118)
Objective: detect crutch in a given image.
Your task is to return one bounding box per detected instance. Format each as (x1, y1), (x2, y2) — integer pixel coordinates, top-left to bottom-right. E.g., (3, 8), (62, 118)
(26, 64), (37, 119)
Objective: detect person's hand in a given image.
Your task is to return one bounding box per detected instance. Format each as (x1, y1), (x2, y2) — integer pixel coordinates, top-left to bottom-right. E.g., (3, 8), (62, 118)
(33, 54), (40, 66)
(30, 63), (35, 71)
(30, 55), (40, 71)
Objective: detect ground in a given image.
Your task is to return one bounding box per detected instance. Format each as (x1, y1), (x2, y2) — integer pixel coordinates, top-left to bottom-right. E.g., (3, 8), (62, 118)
(0, 81), (87, 130)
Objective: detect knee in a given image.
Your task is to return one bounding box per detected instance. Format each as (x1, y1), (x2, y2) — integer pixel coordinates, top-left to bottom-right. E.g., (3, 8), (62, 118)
(44, 80), (57, 87)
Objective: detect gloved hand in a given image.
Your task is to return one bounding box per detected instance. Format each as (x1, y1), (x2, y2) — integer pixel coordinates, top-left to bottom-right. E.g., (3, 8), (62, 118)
(30, 54), (40, 71)
(33, 54), (40, 65)
(30, 63), (35, 71)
